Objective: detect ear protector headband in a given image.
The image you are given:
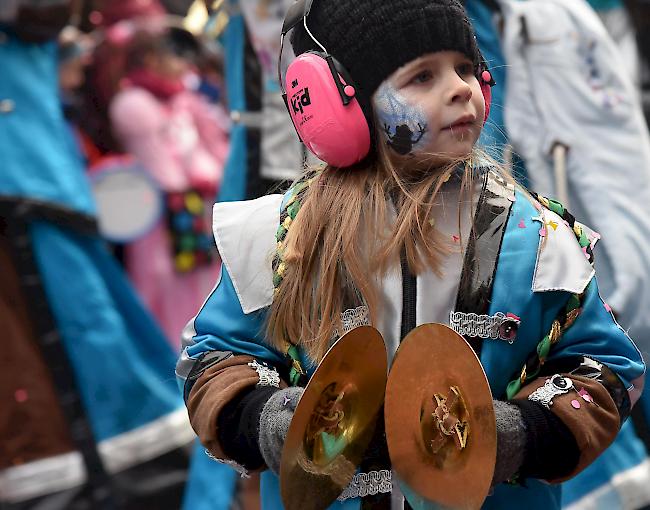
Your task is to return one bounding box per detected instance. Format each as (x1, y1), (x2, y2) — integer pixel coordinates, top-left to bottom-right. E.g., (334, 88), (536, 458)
(279, 0), (495, 168)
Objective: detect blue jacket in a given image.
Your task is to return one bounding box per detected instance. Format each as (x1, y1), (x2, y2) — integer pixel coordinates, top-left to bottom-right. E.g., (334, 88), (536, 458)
(178, 176), (644, 510)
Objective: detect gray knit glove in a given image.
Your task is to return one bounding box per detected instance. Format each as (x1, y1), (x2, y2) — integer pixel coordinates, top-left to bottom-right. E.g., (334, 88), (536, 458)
(492, 400), (527, 485)
(258, 386), (304, 475)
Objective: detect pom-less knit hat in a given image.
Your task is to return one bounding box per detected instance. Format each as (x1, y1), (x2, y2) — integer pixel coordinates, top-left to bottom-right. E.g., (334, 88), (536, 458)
(290, 0), (480, 101)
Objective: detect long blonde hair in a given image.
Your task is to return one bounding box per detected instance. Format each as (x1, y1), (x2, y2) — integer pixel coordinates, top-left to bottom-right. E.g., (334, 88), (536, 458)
(267, 142), (489, 362)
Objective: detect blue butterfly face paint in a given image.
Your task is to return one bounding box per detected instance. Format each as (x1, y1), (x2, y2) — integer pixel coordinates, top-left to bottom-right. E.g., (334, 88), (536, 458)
(373, 82), (431, 156)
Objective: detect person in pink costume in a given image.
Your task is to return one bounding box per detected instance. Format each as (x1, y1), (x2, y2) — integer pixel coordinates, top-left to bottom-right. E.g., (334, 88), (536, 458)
(110, 29), (229, 350)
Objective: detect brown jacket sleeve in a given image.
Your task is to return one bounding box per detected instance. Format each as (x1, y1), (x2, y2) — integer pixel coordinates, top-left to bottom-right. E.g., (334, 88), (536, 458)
(514, 373), (620, 483)
(186, 355), (288, 460)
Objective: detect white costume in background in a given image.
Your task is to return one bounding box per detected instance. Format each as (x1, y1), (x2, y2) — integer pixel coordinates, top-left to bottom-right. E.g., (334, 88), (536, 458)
(499, 1), (650, 508)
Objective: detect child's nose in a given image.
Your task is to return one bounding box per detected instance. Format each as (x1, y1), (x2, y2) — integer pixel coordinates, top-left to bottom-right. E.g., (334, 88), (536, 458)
(448, 76), (473, 104)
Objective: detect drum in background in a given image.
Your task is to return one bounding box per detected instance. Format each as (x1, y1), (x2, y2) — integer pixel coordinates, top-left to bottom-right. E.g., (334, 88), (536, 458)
(89, 156), (163, 243)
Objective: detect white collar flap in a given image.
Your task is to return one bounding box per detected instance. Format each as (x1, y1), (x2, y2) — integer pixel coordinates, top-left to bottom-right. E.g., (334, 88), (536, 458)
(212, 194), (283, 314)
(532, 208), (597, 294)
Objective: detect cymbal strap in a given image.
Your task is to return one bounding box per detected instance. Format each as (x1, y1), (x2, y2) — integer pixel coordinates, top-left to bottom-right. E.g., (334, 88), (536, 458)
(398, 253), (417, 510)
(400, 249), (418, 340)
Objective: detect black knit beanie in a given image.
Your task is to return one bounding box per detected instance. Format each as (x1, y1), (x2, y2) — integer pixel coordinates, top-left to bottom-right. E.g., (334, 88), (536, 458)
(290, 0), (480, 102)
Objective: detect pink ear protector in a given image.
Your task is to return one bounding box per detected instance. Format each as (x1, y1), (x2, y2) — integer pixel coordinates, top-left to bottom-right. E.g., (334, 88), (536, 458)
(279, 0), (371, 168)
(480, 68), (495, 124)
(279, 0), (495, 168)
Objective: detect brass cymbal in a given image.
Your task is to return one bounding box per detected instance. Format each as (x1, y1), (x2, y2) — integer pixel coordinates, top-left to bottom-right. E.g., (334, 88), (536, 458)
(385, 324), (496, 510)
(280, 326), (388, 510)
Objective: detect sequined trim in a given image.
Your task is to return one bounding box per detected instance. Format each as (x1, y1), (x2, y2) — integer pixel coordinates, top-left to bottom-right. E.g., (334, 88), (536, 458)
(449, 311), (520, 343)
(341, 306), (370, 332)
(337, 470), (392, 501)
(247, 360), (280, 388)
(528, 375), (575, 409)
(204, 449), (250, 478)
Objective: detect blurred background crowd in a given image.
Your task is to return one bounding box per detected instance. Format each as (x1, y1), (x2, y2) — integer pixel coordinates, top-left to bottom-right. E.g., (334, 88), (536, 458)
(2, 0), (650, 509)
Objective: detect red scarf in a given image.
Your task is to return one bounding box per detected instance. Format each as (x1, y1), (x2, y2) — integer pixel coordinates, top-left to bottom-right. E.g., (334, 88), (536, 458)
(125, 69), (185, 100)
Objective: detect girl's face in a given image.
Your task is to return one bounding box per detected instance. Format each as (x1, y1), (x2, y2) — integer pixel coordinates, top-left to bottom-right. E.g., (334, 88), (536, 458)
(145, 51), (188, 80)
(372, 51), (485, 165)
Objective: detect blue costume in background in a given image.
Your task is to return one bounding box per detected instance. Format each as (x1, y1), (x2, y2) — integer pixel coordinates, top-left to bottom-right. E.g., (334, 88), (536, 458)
(0, 28), (234, 509)
(217, 7), (249, 203)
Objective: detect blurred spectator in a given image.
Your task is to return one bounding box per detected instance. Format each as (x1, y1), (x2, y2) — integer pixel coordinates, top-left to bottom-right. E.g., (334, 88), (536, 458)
(499, 1), (650, 507)
(109, 28), (228, 349)
(624, 0), (650, 121)
(588, 0), (641, 86)
(58, 27), (91, 103)
(93, 0), (166, 27)
(193, 41), (227, 105)
(214, 0), (311, 203)
(58, 26), (105, 167)
(75, 0), (168, 156)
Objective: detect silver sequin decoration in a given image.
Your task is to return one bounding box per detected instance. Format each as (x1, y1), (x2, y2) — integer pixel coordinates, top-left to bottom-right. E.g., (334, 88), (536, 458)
(528, 375), (575, 409)
(204, 449), (250, 478)
(247, 360), (280, 388)
(337, 470), (392, 501)
(332, 306), (371, 339)
(449, 311), (520, 343)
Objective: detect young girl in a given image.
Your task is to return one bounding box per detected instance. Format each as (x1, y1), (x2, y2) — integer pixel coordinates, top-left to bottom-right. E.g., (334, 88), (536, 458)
(176, 1), (645, 508)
